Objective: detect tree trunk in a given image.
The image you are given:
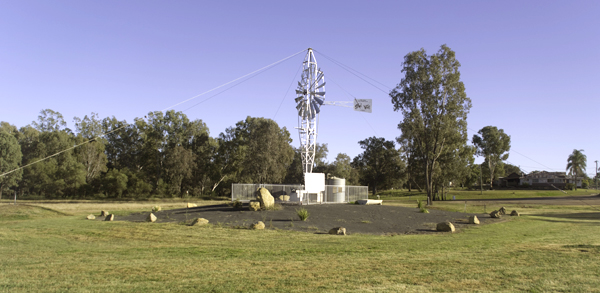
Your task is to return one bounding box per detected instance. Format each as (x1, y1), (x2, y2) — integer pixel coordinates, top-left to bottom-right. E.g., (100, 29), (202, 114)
(425, 161), (432, 205)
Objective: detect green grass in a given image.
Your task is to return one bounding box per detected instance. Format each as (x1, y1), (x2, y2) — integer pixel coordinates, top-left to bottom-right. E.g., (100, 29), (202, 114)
(1, 201), (600, 292)
(378, 188), (597, 201)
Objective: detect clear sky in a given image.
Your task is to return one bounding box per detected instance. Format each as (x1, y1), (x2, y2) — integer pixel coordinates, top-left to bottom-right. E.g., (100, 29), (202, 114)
(1, 1), (599, 177)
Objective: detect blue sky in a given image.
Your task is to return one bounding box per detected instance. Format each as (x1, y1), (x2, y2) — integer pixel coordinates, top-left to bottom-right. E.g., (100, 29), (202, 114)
(1, 1), (599, 177)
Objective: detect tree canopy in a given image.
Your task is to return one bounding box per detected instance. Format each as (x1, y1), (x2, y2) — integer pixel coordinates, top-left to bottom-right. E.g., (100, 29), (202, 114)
(352, 137), (405, 195)
(472, 126), (511, 189)
(390, 44), (471, 204)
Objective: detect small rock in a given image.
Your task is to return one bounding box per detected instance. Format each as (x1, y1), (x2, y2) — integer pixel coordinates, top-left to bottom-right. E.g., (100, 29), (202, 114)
(86, 214), (95, 220)
(328, 227), (347, 235)
(104, 214), (114, 221)
(510, 210), (520, 216)
(436, 222), (455, 232)
(468, 215), (480, 224)
(100, 210), (109, 217)
(251, 221), (265, 230)
(147, 213), (157, 222)
(281, 195), (290, 201)
(190, 218), (209, 226)
(187, 203), (197, 208)
(249, 200), (261, 211)
(499, 207), (507, 215)
(490, 210), (501, 218)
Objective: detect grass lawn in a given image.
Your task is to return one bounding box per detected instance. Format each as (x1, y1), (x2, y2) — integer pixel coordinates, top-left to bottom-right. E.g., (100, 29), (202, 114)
(378, 188), (597, 201)
(1, 196), (600, 292)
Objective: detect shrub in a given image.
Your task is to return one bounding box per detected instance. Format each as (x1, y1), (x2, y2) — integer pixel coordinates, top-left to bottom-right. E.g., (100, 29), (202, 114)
(231, 199), (243, 209)
(565, 183), (575, 191)
(582, 180), (589, 189)
(417, 199), (428, 213)
(152, 206), (161, 212)
(296, 208), (309, 221)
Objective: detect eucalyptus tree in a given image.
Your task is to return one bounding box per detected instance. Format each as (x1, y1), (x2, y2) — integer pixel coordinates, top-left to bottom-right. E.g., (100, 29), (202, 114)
(0, 131), (22, 199)
(566, 149), (586, 190)
(472, 126), (511, 189)
(390, 45), (471, 205)
(215, 117), (294, 191)
(352, 137), (405, 195)
(331, 153), (359, 185)
(73, 113), (108, 184)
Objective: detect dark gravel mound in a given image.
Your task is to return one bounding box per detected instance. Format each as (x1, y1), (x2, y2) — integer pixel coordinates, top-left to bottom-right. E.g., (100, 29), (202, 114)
(119, 203), (500, 235)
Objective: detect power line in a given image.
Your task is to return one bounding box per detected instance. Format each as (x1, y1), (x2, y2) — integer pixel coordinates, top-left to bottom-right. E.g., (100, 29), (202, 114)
(313, 49), (392, 94)
(0, 49), (307, 179)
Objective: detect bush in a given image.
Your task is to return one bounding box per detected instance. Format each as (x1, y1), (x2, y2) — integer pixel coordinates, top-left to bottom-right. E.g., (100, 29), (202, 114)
(230, 199), (243, 209)
(565, 183), (575, 191)
(582, 180), (589, 189)
(152, 206), (161, 212)
(296, 208), (309, 221)
(521, 182), (530, 188)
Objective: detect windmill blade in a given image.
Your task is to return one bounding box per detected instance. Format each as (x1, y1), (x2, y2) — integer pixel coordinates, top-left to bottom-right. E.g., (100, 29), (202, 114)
(316, 71), (324, 82)
(316, 82), (326, 89)
(314, 91), (325, 97)
(314, 96), (324, 105)
(295, 96), (304, 103)
(295, 90), (304, 95)
(311, 100), (321, 114)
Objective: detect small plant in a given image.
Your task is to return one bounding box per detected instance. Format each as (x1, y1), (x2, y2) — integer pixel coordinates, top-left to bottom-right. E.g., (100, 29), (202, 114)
(231, 199), (243, 209)
(296, 208), (309, 221)
(152, 206), (161, 212)
(361, 220), (372, 224)
(417, 199), (429, 213)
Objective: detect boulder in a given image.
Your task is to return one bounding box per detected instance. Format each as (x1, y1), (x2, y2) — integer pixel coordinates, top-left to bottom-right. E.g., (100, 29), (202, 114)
(510, 210), (520, 216)
(147, 213), (157, 222)
(328, 227), (347, 235)
(104, 214), (114, 221)
(468, 215), (480, 225)
(251, 221), (265, 230)
(187, 203), (197, 208)
(86, 214), (96, 220)
(436, 222), (455, 232)
(499, 207), (507, 215)
(256, 188), (274, 209)
(281, 195), (290, 202)
(190, 218), (209, 226)
(100, 210), (109, 217)
(249, 200), (261, 211)
(490, 210), (501, 218)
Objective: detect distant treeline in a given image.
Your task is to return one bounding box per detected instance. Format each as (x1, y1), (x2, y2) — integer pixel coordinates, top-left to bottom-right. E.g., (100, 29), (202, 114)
(0, 109), (518, 200)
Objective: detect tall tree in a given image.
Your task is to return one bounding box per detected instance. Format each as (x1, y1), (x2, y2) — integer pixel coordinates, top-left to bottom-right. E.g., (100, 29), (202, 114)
(472, 126), (511, 189)
(217, 117), (294, 188)
(352, 137), (405, 195)
(566, 149), (586, 190)
(390, 44), (471, 204)
(330, 153), (359, 185)
(74, 113), (108, 184)
(0, 131), (23, 199)
(31, 109), (67, 132)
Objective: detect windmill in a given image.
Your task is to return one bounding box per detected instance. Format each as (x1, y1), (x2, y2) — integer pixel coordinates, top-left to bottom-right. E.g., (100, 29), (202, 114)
(295, 48), (325, 174)
(295, 48), (373, 175)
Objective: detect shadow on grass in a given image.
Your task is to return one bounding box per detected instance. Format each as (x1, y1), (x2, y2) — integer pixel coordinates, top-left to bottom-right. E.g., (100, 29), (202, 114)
(534, 212), (600, 220)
